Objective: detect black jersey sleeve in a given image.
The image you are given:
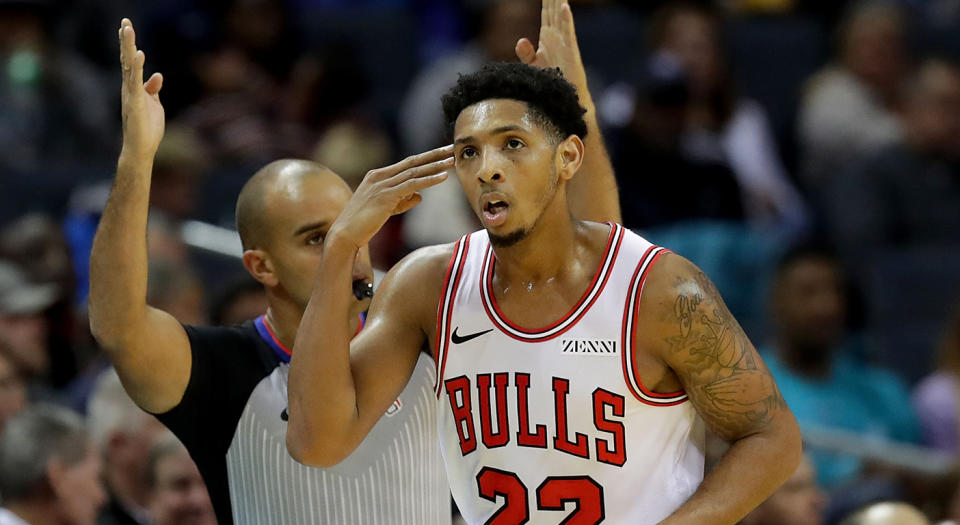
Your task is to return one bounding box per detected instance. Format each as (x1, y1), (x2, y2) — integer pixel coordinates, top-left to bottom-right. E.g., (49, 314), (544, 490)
(153, 322), (275, 525)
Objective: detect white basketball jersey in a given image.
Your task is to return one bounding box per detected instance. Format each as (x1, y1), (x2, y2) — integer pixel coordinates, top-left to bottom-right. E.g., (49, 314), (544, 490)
(434, 223), (705, 525)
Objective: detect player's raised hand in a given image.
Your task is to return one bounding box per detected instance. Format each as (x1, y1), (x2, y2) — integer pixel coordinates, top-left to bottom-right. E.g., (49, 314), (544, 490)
(329, 145), (454, 250)
(118, 18), (164, 162)
(515, 0), (589, 91)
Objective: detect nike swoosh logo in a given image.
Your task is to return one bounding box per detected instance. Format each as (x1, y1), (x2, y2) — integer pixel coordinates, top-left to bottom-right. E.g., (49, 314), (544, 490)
(451, 327), (494, 344)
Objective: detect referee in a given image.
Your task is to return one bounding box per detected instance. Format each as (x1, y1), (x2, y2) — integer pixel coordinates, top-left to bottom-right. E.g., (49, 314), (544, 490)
(89, 20), (451, 525)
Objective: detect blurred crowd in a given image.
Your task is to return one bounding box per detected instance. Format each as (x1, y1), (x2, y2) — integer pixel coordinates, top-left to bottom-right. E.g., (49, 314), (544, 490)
(1, 0), (960, 523)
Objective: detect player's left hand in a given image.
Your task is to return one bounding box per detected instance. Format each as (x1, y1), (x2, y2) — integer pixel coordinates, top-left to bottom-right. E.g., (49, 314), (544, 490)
(515, 0), (589, 92)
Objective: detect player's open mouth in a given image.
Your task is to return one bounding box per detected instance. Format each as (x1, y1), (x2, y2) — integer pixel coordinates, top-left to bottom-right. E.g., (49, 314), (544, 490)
(482, 197), (509, 227)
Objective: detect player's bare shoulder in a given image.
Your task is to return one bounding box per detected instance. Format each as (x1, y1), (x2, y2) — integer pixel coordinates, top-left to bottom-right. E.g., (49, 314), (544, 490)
(370, 241), (459, 337)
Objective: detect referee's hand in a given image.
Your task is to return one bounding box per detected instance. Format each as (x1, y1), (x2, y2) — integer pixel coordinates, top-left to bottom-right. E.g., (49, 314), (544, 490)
(515, 0), (588, 93)
(118, 18), (165, 164)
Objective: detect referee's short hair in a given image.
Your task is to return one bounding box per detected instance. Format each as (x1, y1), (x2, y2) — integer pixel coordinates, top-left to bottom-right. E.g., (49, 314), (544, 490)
(0, 404), (89, 501)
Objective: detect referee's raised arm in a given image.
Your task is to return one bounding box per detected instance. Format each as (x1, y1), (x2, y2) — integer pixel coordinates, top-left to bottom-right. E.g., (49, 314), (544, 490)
(88, 18), (192, 415)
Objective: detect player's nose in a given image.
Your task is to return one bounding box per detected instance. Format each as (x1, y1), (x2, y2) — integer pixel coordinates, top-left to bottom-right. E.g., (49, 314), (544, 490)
(476, 150), (505, 184)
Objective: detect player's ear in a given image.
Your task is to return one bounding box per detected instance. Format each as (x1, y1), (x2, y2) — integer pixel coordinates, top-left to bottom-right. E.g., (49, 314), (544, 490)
(242, 249), (279, 287)
(556, 134), (584, 181)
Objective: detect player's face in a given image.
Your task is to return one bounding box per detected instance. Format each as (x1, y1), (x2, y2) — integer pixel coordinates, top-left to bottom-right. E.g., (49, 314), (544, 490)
(453, 99), (565, 247)
(264, 174), (374, 315)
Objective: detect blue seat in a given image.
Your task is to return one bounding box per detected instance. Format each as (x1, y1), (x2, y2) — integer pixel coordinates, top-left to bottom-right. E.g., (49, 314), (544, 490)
(638, 220), (783, 341)
(864, 245), (960, 383)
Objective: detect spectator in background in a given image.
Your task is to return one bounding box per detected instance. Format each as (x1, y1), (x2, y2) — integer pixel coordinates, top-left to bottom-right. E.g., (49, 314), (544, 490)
(145, 256), (207, 327)
(761, 244), (918, 488)
(609, 52), (744, 229)
(739, 455), (826, 525)
(826, 57), (960, 269)
(1, 215), (83, 388)
(646, 1), (809, 235)
(0, 259), (57, 382)
(0, 0), (115, 172)
(398, 0), (539, 248)
(399, 0), (540, 154)
(146, 432), (216, 525)
(837, 502), (930, 525)
(148, 126), (209, 226)
(311, 120), (404, 267)
(208, 275), (268, 326)
(88, 369), (166, 525)
(0, 348), (26, 436)
(0, 404), (106, 525)
(176, 0), (313, 165)
(913, 301), (960, 453)
(798, 1), (908, 195)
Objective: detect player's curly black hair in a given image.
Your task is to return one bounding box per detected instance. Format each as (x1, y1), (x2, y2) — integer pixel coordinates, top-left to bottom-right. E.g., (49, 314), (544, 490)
(441, 62), (588, 142)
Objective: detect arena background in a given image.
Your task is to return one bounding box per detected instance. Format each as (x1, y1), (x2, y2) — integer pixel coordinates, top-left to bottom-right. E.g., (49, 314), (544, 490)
(1, 0), (959, 523)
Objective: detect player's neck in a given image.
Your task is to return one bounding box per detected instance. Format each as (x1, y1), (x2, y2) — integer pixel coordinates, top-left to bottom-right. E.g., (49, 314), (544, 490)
(491, 208), (584, 284)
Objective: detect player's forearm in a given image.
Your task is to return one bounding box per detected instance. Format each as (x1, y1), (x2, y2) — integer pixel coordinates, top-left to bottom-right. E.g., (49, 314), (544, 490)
(570, 88), (621, 224)
(287, 232), (363, 466)
(88, 152), (154, 350)
(659, 421), (802, 525)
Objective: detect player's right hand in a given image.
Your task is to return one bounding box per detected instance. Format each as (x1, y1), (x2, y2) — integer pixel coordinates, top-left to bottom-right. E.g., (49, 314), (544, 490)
(118, 18), (165, 163)
(328, 145), (455, 250)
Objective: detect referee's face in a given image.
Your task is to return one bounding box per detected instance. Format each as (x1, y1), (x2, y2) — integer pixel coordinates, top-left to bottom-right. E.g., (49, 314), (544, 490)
(262, 172), (374, 314)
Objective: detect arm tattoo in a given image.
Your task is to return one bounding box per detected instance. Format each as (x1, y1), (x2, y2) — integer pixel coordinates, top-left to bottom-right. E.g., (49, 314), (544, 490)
(666, 272), (786, 436)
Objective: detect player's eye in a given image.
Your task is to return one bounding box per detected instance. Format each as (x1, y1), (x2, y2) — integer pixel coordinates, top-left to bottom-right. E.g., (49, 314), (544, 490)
(505, 138), (525, 150)
(459, 146), (477, 159)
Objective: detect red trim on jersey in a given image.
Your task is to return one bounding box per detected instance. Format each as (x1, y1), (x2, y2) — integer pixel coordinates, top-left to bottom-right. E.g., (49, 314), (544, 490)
(620, 247), (688, 407)
(353, 313), (365, 338)
(435, 235), (471, 397)
(480, 223), (623, 343)
(261, 316), (292, 357)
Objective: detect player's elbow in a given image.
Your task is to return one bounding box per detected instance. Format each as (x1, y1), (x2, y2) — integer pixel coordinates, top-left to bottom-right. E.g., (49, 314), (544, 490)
(285, 423), (349, 468)
(780, 413), (804, 473)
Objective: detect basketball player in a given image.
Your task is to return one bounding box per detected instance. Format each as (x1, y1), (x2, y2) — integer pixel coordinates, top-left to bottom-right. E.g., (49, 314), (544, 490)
(286, 3), (801, 524)
(90, 5), (619, 523)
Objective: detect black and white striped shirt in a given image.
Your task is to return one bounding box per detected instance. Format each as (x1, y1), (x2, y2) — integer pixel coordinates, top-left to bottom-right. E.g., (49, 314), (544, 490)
(156, 317), (450, 525)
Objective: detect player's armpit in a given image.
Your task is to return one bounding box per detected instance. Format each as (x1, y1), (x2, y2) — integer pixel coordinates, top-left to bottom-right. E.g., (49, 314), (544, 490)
(637, 253), (791, 441)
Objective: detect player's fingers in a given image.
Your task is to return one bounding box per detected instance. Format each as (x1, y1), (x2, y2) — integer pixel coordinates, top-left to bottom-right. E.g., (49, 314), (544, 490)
(541, 0), (549, 30)
(145, 72), (163, 95)
(515, 38), (536, 64)
(393, 193), (423, 215)
(388, 156), (454, 187)
(373, 144), (454, 181)
(391, 171), (449, 197)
